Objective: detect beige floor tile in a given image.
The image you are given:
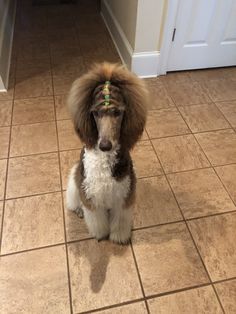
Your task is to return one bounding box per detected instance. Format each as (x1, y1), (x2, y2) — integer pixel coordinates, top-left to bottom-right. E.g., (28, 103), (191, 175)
(188, 213), (236, 281)
(51, 56), (85, 76)
(159, 71), (192, 84)
(168, 168), (236, 219)
(13, 96), (55, 125)
(131, 141), (163, 178)
(75, 14), (107, 35)
(134, 176), (182, 228)
(216, 100), (236, 127)
(201, 79), (236, 102)
(0, 100), (12, 126)
(215, 164), (236, 203)
(0, 246), (70, 314)
(10, 122), (58, 157)
(68, 240), (142, 313)
(79, 33), (113, 56)
(189, 68), (231, 82)
(132, 223), (208, 296)
(97, 302), (147, 314)
(215, 279), (236, 314)
(55, 95), (70, 120)
(57, 120), (83, 151)
(195, 129), (236, 166)
(1, 192), (64, 254)
(144, 80), (175, 110)
(152, 135), (209, 173)
(83, 52), (121, 69)
(63, 192), (90, 242)
(60, 149), (81, 190)
(167, 81), (211, 106)
(148, 286), (222, 314)
(0, 159), (7, 200)
(179, 103), (230, 132)
(17, 41), (50, 62)
(53, 73), (77, 95)
(0, 127), (10, 159)
(15, 74), (53, 99)
(146, 108), (189, 138)
(6, 153), (61, 198)
(15, 59), (51, 78)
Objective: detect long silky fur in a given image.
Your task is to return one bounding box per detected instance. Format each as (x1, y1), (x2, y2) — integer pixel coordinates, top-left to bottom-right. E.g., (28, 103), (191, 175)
(67, 62), (148, 150)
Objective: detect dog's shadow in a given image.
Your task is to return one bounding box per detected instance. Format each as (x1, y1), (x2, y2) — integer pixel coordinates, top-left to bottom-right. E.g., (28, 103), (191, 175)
(67, 212), (128, 293)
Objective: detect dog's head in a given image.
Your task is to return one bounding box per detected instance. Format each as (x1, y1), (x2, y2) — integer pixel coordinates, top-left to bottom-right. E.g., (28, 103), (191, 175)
(68, 63), (148, 152)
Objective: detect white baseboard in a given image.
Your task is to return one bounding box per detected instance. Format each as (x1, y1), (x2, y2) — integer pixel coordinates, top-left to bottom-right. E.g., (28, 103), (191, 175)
(132, 51), (160, 78)
(0, 0), (17, 90)
(101, 0), (159, 78)
(0, 77), (7, 92)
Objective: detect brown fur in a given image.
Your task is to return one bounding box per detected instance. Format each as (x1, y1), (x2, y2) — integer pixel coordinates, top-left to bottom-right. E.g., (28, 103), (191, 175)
(68, 62), (148, 150)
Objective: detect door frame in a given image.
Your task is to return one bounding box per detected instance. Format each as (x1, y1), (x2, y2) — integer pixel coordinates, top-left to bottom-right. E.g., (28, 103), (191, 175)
(159, 0), (180, 75)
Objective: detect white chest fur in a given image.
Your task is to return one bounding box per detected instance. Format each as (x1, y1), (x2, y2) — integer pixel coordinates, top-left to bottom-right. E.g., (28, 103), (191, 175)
(82, 148), (130, 209)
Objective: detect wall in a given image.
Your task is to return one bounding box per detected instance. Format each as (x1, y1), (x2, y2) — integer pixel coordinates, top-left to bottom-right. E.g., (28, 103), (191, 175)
(0, 0), (17, 91)
(107, 0), (138, 50)
(101, 0), (167, 77)
(134, 0), (166, 52)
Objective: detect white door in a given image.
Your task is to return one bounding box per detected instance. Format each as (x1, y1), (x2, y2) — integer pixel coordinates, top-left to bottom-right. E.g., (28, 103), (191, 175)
(167, 0), (236, 71)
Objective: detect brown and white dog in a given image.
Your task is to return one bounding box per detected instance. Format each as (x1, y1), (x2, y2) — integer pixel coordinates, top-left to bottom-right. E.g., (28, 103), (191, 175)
(66, 62), (148, 244)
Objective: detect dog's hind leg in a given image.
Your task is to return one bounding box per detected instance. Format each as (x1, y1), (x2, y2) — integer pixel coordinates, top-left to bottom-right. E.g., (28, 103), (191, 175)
(66, 163), (83, 217)
(109, 206), (132, 244)
(83, 207), (110, 241)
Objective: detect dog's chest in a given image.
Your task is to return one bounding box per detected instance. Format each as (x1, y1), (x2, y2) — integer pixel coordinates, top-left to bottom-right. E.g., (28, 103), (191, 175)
(82, 149), (130, 208)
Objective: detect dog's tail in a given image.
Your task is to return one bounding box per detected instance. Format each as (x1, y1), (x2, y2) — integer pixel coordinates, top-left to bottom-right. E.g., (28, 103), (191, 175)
(68, 62), (148, 149)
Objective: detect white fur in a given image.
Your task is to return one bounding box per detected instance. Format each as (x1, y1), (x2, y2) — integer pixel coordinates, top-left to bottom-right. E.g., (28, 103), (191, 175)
(66, 148), (132, 243)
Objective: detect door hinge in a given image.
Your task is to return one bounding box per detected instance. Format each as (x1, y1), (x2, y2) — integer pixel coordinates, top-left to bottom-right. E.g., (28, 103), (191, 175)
(172, 28), (176, 42)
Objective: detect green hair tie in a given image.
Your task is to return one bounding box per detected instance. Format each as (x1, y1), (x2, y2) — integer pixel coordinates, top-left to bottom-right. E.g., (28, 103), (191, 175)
(102, 81), (111, 106)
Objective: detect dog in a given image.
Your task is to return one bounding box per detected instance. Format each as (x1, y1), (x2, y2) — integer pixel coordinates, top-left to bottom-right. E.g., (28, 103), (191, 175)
(66, 62), (148, 244)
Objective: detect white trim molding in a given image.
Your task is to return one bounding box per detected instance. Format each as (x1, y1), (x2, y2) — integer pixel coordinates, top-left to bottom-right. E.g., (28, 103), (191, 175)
(0, 0), (17, 90)
(159, 0), (179, 74)
(101, 0), (159, 77)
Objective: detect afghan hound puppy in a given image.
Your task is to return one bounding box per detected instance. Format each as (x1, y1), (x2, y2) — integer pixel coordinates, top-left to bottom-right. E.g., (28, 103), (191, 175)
(66, 62), (148, 244)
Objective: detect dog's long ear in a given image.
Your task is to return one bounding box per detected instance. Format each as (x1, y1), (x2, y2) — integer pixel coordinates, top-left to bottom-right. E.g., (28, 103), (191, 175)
(118, 72), (148, 150)
(67, 75), (98, 148)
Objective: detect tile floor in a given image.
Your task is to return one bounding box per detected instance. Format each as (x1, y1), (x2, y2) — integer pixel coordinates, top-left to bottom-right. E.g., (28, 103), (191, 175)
(0, 1), (236, 313)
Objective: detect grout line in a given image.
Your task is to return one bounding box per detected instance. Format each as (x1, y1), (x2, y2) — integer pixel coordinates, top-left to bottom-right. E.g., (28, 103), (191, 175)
(0, 242), (65, 258)
(213, 102), (236, 130)
(76, 298), (146, 314)
(5, 190), (62, 201)
(130, 240), (150, 314)
(47, 15), (74, 314)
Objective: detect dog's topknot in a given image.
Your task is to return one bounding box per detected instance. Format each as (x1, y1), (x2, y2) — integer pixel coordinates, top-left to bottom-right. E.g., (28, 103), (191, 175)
(68, 62), (148, 150)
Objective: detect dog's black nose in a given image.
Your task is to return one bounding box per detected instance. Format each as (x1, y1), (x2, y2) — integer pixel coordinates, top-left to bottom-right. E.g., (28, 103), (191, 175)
(99, 139), (112, 151)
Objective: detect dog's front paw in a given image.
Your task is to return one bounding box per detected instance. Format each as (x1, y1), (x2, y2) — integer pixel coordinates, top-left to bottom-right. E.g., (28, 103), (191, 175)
(109, 229), (131, 245)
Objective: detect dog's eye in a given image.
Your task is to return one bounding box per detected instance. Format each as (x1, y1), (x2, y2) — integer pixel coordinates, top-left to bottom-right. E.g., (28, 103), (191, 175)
(113, 110), (121, 117)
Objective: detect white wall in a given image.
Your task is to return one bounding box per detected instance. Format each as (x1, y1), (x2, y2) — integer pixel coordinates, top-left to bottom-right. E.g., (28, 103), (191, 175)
(101, 0), (167, 77)
(107, 0), (138, 50)
(0, 0), (17, 91)
(134, 0), (165, 52)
